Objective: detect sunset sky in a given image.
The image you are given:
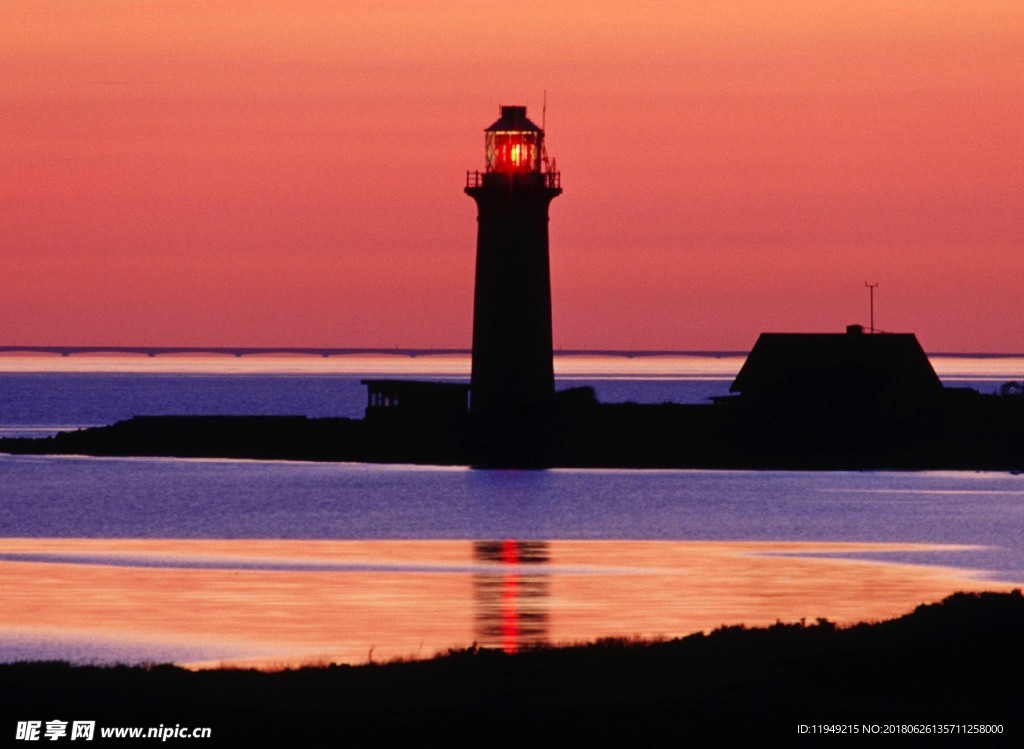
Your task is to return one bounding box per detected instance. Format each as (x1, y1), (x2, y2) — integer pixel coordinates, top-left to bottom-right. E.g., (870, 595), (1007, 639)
(2, 1), (1021, 352)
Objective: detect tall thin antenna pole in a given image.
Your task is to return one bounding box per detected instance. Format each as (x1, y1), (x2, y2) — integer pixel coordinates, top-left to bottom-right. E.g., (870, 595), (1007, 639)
(865, 282), (878, 333)
(540, 91), (550, 173)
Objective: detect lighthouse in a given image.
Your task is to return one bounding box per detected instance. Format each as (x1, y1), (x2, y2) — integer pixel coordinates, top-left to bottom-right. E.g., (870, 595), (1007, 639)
(465, 105), (562, 419)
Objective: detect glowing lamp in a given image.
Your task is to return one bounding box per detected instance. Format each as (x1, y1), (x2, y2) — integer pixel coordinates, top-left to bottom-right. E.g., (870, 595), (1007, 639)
(485, 105), (543, 174)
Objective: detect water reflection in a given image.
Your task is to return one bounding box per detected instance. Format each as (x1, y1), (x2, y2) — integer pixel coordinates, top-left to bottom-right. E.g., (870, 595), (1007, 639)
(0, 538), (1015, 669)
(473, 540), (550, 653)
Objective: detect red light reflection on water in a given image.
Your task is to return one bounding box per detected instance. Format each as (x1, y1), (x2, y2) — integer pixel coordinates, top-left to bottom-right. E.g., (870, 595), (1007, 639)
(0, 538), (1012, 670)
(500, 539), (520, 654)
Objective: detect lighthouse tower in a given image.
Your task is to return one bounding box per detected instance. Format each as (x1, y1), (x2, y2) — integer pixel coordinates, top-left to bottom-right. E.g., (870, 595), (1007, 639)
(465, 105), (562, 419)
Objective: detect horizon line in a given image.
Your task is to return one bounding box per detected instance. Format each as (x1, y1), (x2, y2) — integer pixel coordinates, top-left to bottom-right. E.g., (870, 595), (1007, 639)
(0, 345), (1022, 359)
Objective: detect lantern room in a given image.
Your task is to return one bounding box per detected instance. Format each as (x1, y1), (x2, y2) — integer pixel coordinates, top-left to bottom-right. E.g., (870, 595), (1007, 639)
(484, 105), (543, 174)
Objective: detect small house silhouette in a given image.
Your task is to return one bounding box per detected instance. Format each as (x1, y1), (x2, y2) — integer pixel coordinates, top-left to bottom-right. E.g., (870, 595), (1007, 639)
(729, 325), (943, 414)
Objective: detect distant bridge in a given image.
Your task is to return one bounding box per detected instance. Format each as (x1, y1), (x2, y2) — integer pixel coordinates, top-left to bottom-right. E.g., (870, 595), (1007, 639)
(0, 345), (744, 359)
(0, 345), (467, 358)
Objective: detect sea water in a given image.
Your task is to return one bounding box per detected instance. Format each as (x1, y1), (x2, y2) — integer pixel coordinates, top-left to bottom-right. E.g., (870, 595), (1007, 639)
(1, 353), (1022, 665)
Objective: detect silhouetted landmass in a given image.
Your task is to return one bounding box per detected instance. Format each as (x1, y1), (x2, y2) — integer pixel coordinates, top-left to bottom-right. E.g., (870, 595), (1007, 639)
(3, 383), (1022, 469)
(3, 331), (1022, 469)
(2, 591), (1021, 743)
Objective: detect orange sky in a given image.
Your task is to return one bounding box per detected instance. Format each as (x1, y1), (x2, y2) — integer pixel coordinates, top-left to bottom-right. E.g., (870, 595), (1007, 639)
(2, 1), (1021, 352)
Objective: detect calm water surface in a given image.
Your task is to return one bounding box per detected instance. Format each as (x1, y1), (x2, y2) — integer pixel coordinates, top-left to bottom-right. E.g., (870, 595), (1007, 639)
(1, 354), (1022, 666)
(1, 456), (1022, 666)
(1, 457), (1022, 573)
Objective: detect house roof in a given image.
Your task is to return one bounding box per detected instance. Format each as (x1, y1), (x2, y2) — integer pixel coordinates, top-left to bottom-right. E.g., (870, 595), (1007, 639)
(485, 105), (542, 133)
(730, 330), (942, 405)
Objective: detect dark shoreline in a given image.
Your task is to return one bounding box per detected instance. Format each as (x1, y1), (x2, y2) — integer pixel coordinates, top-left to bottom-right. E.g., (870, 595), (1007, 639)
(2, 591), (1021, 743)
(3, 385), (1023, 470)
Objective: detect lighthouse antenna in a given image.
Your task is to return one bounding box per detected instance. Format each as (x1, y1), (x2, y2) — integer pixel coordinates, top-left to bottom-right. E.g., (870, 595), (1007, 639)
(539, 91), (553, 173)
(865, 281), (879, 333)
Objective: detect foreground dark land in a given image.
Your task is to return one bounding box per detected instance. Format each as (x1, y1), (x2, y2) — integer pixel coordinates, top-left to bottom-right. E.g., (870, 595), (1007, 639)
(2, 591), (1021, 743)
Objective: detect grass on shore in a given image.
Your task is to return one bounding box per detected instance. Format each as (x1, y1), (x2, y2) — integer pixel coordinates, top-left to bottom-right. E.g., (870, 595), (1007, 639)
(2, 590), (1021, 743)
